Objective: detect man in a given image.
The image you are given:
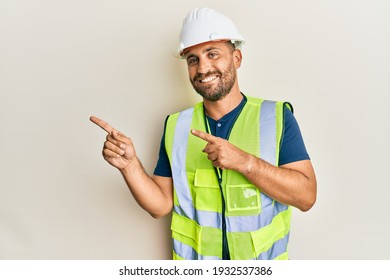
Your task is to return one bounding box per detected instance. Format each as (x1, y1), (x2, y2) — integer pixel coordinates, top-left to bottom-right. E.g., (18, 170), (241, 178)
(90, 7), (316, 260)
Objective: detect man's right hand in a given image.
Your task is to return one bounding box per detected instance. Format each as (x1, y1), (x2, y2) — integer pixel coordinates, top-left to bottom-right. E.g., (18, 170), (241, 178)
(90, 116), (136, 171)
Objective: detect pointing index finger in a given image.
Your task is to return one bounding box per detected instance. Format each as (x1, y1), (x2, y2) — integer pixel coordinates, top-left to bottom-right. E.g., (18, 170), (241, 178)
(191, 129), (216, 143)
(90, 116), (115, 134)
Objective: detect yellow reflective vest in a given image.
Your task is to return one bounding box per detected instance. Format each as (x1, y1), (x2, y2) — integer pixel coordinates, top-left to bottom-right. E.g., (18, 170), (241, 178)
(165, 96), (292, 260)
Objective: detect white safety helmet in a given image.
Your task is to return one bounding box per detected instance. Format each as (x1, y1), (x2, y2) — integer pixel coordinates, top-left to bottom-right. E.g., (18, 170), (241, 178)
(176, 7), (245, 58)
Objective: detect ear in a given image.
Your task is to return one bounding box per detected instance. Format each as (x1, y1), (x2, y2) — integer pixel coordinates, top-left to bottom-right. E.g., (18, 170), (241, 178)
(233, 49), (242, 68)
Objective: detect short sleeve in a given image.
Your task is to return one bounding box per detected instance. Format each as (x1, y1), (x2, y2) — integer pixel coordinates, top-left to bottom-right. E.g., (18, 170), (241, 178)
(153, 116), (173, 177)
(278, 107), (310, 165)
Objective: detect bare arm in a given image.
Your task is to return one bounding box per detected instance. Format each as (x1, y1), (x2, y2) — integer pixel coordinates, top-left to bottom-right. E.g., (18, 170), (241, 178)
(238, 156), (316, 211)
(191, 129), (317, 212)
(90, 116), (173, 218)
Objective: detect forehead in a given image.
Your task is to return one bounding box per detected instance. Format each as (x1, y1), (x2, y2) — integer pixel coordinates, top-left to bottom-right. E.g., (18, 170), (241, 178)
(183, 41), (230, 58)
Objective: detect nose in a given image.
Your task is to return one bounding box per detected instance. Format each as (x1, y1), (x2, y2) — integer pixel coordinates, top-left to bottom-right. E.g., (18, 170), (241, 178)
(197, 57), (211, 74)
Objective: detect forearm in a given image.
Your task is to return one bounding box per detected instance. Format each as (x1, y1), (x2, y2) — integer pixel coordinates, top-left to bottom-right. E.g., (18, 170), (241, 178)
(190, 129), (316, 211)
(120, 158), (173, 218)
(89, 117), (174, 218)
(237, 153), (316, 211)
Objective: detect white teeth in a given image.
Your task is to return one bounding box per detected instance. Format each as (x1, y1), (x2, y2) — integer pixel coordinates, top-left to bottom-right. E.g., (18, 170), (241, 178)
(201, 75), (217, 83)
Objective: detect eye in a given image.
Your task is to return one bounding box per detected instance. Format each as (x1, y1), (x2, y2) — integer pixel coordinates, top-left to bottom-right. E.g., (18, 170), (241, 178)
(208, 52), (219, 59)
(187, 56), (198, 66)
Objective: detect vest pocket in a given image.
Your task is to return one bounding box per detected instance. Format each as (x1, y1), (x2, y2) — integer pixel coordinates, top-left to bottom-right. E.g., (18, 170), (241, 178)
(193, 169), (222, 212)
(171, 212), (201, 258)
(171, 212), (222, 259)
(250, 211), (288, 259)
(226, 184), (261, 215)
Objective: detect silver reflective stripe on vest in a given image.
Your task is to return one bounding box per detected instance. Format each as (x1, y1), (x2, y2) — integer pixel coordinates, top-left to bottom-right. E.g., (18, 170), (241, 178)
(255, 100), (289, 260)
(174, 203), (287, 233)
(173, 205), (223, 228)
(227, 202), (288, 232)
(171, 108), (195, 219)
(259, 100), (277, 165)
(258, 100), (279, 216)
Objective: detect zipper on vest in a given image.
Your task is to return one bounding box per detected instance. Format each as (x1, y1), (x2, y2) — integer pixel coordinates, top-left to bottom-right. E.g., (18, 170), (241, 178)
(217, 175), (230, 260)
(203, 97), (246, 260)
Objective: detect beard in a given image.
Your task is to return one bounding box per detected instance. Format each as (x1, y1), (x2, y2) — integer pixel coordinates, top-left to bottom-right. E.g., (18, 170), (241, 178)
(190, 61), (236, 102)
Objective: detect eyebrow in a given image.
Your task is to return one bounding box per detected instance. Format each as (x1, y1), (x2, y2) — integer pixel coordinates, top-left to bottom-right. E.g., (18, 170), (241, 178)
(185, 47), (222, 60)
(203, 47), (221, 53)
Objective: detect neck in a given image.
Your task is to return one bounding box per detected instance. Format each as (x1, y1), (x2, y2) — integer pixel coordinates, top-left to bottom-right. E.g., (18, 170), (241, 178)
(203, 88), (243, 120)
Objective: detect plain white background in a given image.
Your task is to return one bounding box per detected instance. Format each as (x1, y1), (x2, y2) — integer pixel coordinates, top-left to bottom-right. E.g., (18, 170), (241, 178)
(1, 0), (389, 259)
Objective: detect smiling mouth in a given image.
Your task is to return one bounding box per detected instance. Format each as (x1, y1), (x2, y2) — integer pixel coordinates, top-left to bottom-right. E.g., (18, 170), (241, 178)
(200, 75), (218, 83)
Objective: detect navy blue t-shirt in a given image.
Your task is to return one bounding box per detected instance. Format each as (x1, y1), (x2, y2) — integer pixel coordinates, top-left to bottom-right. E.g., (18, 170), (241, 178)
(153, 97), (309, 177)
